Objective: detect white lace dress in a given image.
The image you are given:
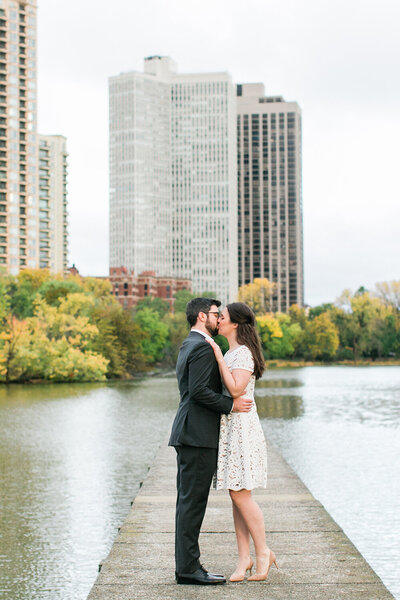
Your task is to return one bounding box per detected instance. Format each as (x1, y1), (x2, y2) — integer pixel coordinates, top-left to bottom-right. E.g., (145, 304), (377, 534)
(214, 345), (268, 491)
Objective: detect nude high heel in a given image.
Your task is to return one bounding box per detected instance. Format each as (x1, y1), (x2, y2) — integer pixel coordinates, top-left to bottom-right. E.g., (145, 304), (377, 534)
(247, 549), (278, 581)
(229, 558), (254, 582)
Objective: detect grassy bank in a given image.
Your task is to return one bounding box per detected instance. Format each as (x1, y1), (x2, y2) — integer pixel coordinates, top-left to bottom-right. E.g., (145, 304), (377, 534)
(266, 358), (400, 368)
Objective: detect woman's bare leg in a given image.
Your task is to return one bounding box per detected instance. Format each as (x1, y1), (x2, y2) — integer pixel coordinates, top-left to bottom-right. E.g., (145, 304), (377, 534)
(230, 502), (252, 577)
(229, 489), (269, 570)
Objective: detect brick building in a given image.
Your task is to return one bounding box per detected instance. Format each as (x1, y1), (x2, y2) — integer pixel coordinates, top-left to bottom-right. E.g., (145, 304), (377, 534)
(67, 265), (191, 310)
(110, 267), (191, 309)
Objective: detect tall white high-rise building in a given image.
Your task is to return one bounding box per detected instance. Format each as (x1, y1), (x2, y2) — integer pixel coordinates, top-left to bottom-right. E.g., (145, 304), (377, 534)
(0, 0), (38, 275)
(109, 56), (238, 302)
(109, 58), (171, 281)
(38, 135), (68, 273)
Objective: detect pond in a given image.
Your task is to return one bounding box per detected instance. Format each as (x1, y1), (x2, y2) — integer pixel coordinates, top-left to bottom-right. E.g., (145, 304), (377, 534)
(0, 366), (399, 599)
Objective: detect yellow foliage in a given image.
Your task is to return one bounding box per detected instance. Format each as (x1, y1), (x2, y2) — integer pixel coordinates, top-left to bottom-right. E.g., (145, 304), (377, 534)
(0, 297), (108, 383)
(82, 277), (114, 300)
(306, 312), (339, 360)
(238, 278), (276, 315)
(256, 313), (283, 339)
(16, 268), (51, 290)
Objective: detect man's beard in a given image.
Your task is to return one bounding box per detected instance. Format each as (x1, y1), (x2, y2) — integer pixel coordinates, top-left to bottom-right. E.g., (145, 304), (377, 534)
(205, 317), (218, 337)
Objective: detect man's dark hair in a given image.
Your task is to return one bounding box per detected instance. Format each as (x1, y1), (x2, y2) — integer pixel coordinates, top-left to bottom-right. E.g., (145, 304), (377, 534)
(186, 297), (221, 327)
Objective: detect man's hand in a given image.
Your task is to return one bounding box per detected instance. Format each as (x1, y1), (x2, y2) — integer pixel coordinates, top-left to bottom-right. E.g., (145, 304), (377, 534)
(232, 396), (253, 412)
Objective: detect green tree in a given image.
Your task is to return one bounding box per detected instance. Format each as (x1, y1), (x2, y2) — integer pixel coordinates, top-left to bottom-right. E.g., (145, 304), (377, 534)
(0, 274), (11, 325)
(336, 290), (391, 360)
(173, 290), (195, 313)
(135, 296), (170, 318)
(91, 303), (148, 377)
(256, 313), (302, 359)
(308, 303), (333, 320)
(162, 312), (189, 365)
(9, 269), (51, 318)
(134, 308), (169, 363)
(198, 290), (218, 299)
(38, 278), (83, 306)
(370, 313), (400, 358)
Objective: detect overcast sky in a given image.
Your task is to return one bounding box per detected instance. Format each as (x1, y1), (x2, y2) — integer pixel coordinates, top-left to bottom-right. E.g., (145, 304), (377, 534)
(37, 0), (400, 306)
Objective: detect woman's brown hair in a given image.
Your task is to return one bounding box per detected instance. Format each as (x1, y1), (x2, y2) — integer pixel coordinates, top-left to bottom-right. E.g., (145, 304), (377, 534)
(226, 302), (265, 379)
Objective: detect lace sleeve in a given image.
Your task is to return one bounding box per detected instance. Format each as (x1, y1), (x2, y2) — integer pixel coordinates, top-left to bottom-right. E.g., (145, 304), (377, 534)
(231, 346), (254, 373)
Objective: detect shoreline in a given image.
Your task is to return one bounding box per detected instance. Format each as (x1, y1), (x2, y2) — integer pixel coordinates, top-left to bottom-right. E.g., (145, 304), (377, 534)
(265, 358), (400, 368)
(1, 359), (400, 385)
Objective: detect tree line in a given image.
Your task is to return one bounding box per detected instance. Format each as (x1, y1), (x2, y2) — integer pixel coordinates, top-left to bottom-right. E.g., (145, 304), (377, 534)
(0, 271), (399, 383)
(239, 278), (400, 362)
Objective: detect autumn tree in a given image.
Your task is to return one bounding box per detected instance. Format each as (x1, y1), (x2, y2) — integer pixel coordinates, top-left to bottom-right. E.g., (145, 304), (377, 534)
(91, 302), (148, 377)
(9, 269), (51, 318)
(0, 316), (31, 383)
(303, 312), (339, 361)
(256, 313), (302, 359)
(238, 278), (276, 315)
(38, 278), (82, 306)
(336, 289), (391, 360)
(288, 304), (307, 329)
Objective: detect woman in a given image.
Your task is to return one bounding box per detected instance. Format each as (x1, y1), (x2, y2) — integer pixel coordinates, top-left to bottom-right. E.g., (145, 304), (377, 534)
(206, 302), (278, 582)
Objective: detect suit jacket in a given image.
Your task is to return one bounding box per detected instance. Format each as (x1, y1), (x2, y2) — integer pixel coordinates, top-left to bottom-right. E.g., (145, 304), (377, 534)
(168, 331), (233, 449)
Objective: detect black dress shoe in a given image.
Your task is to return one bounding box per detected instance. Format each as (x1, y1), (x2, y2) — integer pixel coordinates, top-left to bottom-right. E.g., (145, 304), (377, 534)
(176, 568), (226, 585)
(200, 564), (225, 578)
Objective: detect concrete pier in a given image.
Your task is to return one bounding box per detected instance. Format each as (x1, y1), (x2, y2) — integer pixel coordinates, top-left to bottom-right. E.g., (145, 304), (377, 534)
(87, 441), (394, 599)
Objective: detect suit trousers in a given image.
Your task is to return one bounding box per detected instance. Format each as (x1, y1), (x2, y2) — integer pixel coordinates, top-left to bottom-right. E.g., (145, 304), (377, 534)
(174, 445), (218, 575)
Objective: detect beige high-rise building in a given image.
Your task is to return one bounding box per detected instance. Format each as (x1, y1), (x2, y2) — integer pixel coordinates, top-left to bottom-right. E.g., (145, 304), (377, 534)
(109, 56), (238, 303)
(0, 0), (38, 275)
(38, 135), (68, 273)
(237, 84), (304, 310)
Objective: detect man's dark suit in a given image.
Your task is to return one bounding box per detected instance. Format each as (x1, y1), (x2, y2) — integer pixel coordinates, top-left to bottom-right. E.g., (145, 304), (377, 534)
(168, 330), (233, 575)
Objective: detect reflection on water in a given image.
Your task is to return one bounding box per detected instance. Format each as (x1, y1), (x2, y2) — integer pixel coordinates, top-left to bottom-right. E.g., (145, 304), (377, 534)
(0, 377), (179, 600)
(255, 393), (304, 419)
(258, 366), (400, 600)
(1, 368), (400, 600)
(256, 378), (303, 388)
(0, 381), (107, 404)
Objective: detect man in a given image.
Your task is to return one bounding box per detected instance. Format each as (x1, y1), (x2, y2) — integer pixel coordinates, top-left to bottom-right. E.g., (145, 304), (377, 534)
(169, 297), (253, 585)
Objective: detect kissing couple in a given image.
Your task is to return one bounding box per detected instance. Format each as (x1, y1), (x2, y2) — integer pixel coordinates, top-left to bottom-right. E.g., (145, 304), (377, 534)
(169, 297), (278, 585)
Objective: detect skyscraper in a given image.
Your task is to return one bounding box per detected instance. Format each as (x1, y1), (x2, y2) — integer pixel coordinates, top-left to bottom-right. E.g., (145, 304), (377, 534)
(38, 135), (68, 273)
(237, 84), (304, 310)
(0, 0), (38, 274)
(109, 56), (238, 302)
(109, 58), (171, 282)
(0, 1), (68, 276)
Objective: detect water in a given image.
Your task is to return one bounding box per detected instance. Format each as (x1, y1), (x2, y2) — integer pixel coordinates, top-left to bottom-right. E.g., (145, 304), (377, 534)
(0, 367), (399, 599)
(0, 378), (178, 600)
(257, 366), (400, 599)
